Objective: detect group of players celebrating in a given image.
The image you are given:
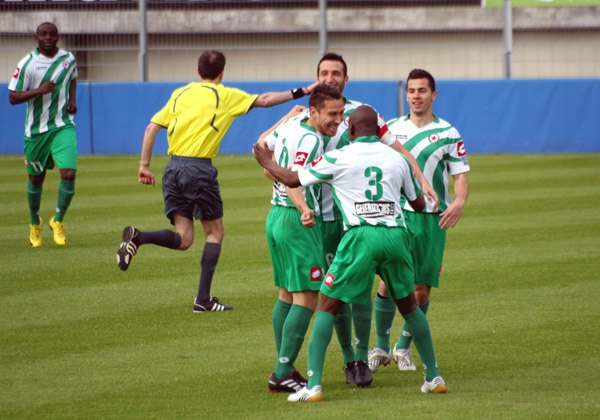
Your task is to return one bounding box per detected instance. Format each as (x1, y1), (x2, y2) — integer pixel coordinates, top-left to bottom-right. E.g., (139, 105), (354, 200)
(10, 22), (469, 403)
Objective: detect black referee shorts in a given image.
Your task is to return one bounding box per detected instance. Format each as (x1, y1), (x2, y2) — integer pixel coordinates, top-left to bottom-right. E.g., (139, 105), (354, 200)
(162, 155), (223, 224)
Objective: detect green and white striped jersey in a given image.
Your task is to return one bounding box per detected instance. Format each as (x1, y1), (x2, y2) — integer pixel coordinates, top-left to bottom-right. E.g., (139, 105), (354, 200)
(8, 47), (78, 137)
(299, 135), (421, 231)
(265, 114), (324, 215)
(320, 98), (395, 222)
(387, 114), (470, 213)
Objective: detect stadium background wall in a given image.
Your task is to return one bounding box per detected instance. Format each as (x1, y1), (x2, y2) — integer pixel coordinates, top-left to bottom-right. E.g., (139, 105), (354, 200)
(2, 79), (599, 155)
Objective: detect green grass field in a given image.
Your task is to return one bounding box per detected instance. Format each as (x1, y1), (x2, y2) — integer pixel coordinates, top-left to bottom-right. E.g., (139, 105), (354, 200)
(485, 0), (600, 7)
(1, 154), (599, 419)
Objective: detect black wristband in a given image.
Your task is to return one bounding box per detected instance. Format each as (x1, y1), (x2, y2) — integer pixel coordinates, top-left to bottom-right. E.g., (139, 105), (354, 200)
(291, 88), (306, 100)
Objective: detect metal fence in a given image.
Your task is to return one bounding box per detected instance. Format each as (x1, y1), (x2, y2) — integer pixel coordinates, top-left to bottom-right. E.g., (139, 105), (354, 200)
(1, 0), (599, 82)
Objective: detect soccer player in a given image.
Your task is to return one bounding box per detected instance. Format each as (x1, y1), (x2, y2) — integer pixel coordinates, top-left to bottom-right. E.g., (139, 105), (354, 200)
(260, 84), (345, 393)
(315, 53), (439, 386)
(368, 69), (470, 373)
(116, 50), (318, 312)
(8, 22), (78, 247)
(253, 105), (447, 402)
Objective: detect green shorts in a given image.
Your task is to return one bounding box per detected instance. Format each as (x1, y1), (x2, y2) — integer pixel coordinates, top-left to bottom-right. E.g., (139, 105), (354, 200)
(266, 205), (324, 293)
(322, 226), (414, 305)
(23, 125), (77, 176)
(405, 211), (447, 287)
(321, 219), (344, 269)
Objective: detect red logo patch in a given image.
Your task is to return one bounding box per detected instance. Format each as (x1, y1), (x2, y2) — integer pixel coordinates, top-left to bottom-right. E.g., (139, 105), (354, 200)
(457, 141), (466, 157)
(429, 134), (439, 144)
(311, 156), (323, 167)
(310, 267), (322, 282)
(62, 61), (70, 69)
(24, 157), (29, 167)
(13, 67), (20, 79)
(378, 122), (389, 138)
(294, 152), (308, 166)
(324, 273), (334, 288)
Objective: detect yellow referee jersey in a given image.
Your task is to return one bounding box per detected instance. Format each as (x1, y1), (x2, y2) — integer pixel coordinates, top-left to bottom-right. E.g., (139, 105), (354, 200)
(151, 82), (258, 158)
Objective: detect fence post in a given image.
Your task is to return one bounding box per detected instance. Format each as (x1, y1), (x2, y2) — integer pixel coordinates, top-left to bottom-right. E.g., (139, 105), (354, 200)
(319, 0), (328, 58)
(139, 0), (148, 82)
(503, 0), (513, 79)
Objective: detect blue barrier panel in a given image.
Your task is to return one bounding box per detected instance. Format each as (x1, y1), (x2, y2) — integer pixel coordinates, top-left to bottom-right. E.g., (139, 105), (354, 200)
(88, 80), (399, 155)
(3, 79), (599, 155)
(0, 82), (93, 155)
(412, 79), (600, 154)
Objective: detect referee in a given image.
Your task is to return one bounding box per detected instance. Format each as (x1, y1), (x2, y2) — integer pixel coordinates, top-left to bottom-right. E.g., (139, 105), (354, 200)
(117, 50), (317, 312)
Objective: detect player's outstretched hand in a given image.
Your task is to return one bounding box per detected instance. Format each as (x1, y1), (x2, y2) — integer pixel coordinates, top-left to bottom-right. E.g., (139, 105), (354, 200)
(138, 166), (155, 186)
(253, 142), (273, 168)
(304, 81), (319, 94)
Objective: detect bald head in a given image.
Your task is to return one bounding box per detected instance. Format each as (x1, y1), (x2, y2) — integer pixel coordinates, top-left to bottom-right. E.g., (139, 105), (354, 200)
(348, 105), (379, 141)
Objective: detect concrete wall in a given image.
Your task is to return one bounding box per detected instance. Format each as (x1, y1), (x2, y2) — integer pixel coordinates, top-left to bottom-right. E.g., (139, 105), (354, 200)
(2, 6), (600, 82)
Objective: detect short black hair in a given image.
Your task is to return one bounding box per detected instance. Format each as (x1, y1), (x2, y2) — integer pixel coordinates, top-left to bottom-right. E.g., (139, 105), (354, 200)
(406, 69), (436, 92)
(36, 22), (58, 35)
(198, 50), (226, 80)
(317, 52), (348, 78)
(309, 84), (343, 111)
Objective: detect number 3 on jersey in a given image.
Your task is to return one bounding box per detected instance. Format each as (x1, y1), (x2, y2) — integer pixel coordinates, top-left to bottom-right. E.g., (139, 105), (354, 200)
(364, 166), (383, 200)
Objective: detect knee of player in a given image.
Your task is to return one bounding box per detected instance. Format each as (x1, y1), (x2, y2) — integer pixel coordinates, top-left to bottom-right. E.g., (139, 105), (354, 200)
(178, 234), (194, 250)
(60, 169), (76, 181)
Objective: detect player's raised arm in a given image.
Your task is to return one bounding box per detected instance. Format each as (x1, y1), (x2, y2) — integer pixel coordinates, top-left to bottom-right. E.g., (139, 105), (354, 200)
(252, 82), (319, 108)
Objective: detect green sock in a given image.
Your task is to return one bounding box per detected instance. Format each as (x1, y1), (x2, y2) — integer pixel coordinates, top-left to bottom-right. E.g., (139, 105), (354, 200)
(54, 179), (75, 222)
(374, 293), (396, 352)
(274, 304), (314, 379)
(333, 303), (355, 365)
(403, 308), (440, 381)
(27, 180), (43, 225)
(272, 299), (292, 355)
(352, 301), (372, 361)
(398, 301), (429, 349)
(307, 311), (336, 389)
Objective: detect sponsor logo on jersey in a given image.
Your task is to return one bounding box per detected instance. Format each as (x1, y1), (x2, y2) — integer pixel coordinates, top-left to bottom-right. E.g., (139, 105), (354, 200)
(395, 134), (408, 140)
(36, 66), (48, 71)
(457, 141), (468, 164)
(355, 201), (395, 218)
(310, 267), (322, 282)
(378, 122), (389, 138)
(13, 67), (20, 79)
(324, 273), (334, 288)
(294, 151), (308, 166)
(311, 156), (323, 167)
(429, 133), (440, 144)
